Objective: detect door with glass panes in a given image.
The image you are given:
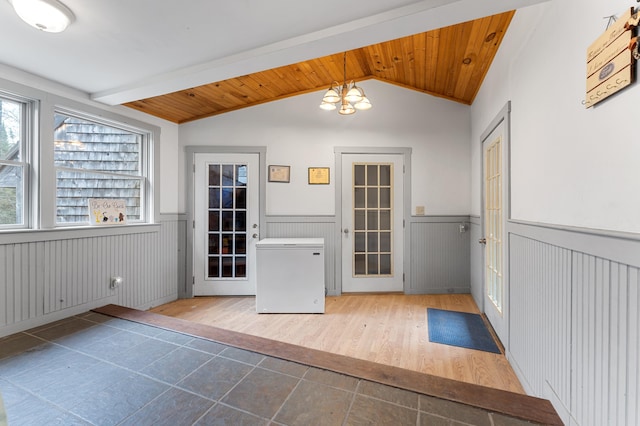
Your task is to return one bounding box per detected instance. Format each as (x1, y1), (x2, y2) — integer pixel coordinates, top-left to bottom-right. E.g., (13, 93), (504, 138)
(193, 153), (259, 295)
(481, 122), (508, 343)
(341, 154), (404, 292)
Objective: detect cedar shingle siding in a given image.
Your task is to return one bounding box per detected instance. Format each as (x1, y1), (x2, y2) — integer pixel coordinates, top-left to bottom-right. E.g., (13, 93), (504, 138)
(55, 117), (141, 223)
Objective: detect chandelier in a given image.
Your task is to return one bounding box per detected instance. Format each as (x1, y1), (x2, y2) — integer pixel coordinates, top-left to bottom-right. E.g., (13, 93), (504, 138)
(319, 52), (372, 115)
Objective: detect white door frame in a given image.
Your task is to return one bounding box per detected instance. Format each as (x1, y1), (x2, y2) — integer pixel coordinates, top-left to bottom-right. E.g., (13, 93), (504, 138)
(334, 147), (412, 294)
(184, 146), (266, 299)
(479, 101), (511, 348)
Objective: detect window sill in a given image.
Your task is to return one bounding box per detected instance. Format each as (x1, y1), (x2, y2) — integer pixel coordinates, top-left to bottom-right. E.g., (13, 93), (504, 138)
(0, 223), (161, 244)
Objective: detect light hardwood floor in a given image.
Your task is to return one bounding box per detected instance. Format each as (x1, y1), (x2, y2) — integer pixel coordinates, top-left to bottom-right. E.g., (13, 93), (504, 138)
(150, 293), (524, 394)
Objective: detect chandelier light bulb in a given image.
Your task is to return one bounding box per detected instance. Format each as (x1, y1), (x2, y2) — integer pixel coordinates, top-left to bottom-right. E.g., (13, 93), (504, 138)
(338, 103), (356, 115)
(354, 97), (372, 110)
(319, 101), (337, 111)
(321, 87), (340, 104)
(345, 85), (364, 103)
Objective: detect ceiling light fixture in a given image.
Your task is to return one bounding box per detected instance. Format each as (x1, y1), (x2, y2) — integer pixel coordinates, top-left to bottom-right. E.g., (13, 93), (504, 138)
(319, 52), (372, 115)
(8, 0), (75, 33)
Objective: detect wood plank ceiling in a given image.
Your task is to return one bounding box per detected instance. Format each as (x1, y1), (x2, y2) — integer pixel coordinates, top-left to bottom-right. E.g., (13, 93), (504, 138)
(124, 11), (514, 124)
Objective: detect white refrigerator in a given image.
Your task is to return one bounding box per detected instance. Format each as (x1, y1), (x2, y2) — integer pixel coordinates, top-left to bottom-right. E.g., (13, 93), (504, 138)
(255, 238), (325, 313)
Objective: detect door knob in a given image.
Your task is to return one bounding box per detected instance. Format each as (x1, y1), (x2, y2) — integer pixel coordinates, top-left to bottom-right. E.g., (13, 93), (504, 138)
(478, 238), (487, 245)
(252, 233), (258, 239)
(343, 228), (349, 235)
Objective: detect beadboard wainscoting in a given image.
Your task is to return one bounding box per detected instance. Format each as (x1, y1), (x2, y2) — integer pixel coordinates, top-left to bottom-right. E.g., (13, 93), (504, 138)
(408, 216), (471, 294)
(265, 215), (471, 296)
(506, 221), (640, 426)
(0, 214), (181, 338)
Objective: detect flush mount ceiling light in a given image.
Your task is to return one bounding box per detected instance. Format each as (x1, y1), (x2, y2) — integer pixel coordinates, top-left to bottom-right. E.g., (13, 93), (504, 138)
(319, 52), (372, 115)
(8, 0), (75, 33)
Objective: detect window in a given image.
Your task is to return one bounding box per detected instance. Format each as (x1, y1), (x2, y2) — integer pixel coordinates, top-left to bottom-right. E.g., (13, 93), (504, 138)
(0, 95), (29, 228)
(54, 111), (148, 225)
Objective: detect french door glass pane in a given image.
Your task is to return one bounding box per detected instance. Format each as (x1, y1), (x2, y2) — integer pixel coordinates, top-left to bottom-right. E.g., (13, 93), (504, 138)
(209, 165), (220, 186)
(352, 163), (393, 277)
(380, 165), (391, 185)
(355, 210), (365, 230)
(355, 254), (366, 275)
(485, 140), (503, 312)
(207, 163), (248, 279)
(380, 254), (391, 274)
(354, 188), (365, 208)
(354, 165), (365, 185)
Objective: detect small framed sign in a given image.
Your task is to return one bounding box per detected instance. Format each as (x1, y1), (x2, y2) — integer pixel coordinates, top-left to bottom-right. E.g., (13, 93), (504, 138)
(308, 167), (330, 185)
(268, 165), (290, 183)
(89, 199), (127, 225)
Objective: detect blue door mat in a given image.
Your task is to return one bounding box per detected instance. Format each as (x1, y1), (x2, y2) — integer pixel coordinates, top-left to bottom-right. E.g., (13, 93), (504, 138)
(427, 308), (501, 354)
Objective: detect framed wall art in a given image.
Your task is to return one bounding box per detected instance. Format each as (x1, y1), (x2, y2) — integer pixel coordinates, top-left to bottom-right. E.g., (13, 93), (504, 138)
(308, 167), (330, 185)
(268, 165), (290, 183)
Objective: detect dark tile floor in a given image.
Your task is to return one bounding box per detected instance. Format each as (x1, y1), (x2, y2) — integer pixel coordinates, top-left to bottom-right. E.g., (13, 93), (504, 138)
(0, 312), (537, 425)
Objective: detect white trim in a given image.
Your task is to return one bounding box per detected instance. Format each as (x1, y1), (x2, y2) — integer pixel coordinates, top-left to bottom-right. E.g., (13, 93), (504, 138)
(0, 76), (161, 231)
(508, 220), (640, 269)
(334, 146), (412, 294)
(0, 223), (160, 244)
(479, 101), (511, 347)
(183, 145), (267, 299)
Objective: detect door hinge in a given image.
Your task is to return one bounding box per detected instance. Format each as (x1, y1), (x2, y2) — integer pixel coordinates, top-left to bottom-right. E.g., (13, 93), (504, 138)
(403, 273), (405, 283)
(192, 276), (195, 285)
(193, 164), (196, 173)
(193, 220), (195, 229)
(403, 219), (405, 228)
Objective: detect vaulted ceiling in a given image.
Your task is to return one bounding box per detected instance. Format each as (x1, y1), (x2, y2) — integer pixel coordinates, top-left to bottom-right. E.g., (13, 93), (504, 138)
(124, 11), (514, 124)
(1, 1), (546, 124)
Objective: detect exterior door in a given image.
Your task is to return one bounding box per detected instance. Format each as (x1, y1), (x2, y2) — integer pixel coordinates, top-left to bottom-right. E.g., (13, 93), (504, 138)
(193, 153), (259, 295)
(481, 122), (507, 343)
(341, 154), (403, 292)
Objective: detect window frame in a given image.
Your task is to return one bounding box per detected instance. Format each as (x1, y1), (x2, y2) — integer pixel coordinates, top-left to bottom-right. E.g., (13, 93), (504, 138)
(53, 107), (151, 226)
(0, 90), (35, 230)
(0, 77), (160, 237)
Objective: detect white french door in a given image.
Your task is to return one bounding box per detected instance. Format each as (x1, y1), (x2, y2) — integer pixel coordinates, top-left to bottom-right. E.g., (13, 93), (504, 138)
(481, 122), (507, 342)
(193, 153), (259, 295)
(341, 154), (404, 292)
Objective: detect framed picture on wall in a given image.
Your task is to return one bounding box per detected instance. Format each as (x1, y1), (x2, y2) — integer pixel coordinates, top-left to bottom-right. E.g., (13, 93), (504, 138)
(308, 167), (330, 185)
(268, 165), (290, 183)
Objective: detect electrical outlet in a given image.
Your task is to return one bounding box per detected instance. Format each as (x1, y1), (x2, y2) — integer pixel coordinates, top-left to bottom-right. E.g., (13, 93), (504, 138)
(110, 276), (122, 289)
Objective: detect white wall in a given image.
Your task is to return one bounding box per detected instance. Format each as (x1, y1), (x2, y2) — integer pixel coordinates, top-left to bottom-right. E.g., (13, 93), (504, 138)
(471, 2), (640, 424)
(179, 79), (471, 216)
(471, 0), (640, 234)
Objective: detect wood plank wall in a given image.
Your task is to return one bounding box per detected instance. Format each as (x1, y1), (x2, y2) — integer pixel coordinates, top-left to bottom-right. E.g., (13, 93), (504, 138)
(0, 215), (180, 337)
(507, 224), (640, 426)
